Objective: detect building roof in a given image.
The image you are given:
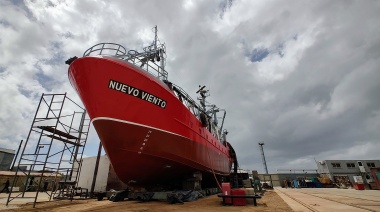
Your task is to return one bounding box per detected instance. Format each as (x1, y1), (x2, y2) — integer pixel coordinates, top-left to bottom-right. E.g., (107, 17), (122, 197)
(0, 171), (62, 177)
(0, 148), (15, 154)
(320, 159), (380, 162)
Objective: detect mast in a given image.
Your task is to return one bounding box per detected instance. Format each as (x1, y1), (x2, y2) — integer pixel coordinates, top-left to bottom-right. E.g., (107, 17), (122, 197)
(154, 25), (157, 52)
(196, 85), (207, 112)
(152, 25), (165, 78)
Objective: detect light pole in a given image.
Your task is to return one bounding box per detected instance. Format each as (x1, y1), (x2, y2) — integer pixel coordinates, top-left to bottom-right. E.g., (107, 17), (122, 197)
(258, 142), (273, 188)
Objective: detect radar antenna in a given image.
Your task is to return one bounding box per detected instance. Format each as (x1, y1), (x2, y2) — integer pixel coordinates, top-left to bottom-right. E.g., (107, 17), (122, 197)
(196, 85), (209, 111)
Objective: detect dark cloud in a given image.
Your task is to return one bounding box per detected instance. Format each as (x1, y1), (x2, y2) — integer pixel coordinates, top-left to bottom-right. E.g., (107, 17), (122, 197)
(10, 0), (34, 19)
(219, 0), (234, 18)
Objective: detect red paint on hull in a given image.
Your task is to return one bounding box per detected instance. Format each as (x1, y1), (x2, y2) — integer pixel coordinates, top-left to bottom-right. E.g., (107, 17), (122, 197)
(68, 56), (233, 185)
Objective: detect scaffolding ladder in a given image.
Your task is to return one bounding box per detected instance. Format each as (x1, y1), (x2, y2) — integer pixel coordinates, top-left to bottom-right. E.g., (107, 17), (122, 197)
(6, 93), (91, 208)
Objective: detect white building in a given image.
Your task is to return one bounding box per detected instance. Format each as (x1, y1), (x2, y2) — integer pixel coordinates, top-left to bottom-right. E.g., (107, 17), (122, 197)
(76, 155), (127, 192)
(317, 160), (380, 187)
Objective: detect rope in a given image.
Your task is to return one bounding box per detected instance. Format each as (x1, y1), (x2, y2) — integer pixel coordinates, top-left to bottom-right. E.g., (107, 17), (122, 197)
(206, 138), (222, 190)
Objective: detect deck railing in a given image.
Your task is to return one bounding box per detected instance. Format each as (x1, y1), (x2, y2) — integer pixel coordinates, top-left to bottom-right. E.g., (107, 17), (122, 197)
(83, 43), (126, 57)
(83, 43), (168, 80)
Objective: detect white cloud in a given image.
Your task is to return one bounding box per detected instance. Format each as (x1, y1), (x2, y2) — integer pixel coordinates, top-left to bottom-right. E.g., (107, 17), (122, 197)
(1, 0), (379, 174)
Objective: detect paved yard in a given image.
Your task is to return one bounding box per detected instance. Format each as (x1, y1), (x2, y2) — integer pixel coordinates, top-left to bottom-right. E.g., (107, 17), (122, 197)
(275, 187), (380, 211)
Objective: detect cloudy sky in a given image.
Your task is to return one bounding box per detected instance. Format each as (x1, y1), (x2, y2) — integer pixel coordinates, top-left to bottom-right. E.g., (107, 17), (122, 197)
(1, 0), (379, 173)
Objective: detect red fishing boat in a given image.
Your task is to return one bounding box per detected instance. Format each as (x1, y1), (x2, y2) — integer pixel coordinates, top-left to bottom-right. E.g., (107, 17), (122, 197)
(67, 26), (237, 188)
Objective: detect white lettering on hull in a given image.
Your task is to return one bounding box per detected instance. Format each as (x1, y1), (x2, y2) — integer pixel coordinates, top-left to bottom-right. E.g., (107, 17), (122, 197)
(108, 79), (167, 109)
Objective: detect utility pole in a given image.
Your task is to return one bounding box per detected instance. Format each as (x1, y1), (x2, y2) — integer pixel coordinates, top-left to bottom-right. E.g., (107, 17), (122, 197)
(10, 140), (23, 171)
(258, 142), (273, 188)
(90, 141), (103, 197)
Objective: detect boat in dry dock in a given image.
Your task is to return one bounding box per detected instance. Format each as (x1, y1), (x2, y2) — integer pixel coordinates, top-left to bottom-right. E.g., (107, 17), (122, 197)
(66, 26), (237, 188)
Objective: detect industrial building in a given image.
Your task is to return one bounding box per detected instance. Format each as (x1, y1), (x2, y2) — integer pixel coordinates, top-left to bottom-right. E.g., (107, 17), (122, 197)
(0, 148), (15, 171)
(0, 171), (61, 192)
(76, 156), (380, 191)
(317, 160), (380, 189)
(257, 170), (319, 187)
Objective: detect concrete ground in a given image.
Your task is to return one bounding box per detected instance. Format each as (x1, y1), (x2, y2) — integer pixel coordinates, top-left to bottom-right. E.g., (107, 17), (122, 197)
(1, 188), (379, 211)
(275, 187), (380, 211)
(0, 192), (52, 210)
(0, 190), (291, 211)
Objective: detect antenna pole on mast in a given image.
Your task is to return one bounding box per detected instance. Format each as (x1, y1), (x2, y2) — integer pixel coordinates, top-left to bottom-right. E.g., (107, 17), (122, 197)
(154, 25), (158, 51)
(152, 25), (163, 78)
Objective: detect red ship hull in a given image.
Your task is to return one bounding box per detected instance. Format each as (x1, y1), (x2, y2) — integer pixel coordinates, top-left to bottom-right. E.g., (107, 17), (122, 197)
(68, 56), (233, 186)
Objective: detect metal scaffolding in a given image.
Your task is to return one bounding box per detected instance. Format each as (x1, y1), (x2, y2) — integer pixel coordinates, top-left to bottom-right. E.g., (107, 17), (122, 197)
(6, 93), (91, 208)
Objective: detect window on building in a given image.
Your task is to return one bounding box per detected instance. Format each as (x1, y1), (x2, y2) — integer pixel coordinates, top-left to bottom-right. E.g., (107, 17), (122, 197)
(358, 161), (363, 166)
(332, 163), (341, 168)
(367, 162), (376, 168)
(346, 163), (355, 168)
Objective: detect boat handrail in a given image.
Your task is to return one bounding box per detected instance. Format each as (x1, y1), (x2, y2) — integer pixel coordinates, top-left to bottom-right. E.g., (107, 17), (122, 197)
(83, 43), (168, 80)
(124, 53), (168, 80)
(83, 43), (127, 57)
(171, 83), (205, 120)
(172, 84), (202, 111)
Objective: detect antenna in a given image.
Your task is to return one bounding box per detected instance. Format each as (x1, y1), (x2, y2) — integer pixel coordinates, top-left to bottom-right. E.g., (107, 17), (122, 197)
(196, 85), (208, 111)
(196, 85), (206, 93)
(147, 25), (165, 78)
(153, 25), (158, 51)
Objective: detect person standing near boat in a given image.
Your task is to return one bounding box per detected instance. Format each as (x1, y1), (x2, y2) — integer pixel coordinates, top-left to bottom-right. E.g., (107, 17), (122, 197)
(43, 179), (49, 192)
(0, 178), (10, 193)
(252, 175), (263, 195)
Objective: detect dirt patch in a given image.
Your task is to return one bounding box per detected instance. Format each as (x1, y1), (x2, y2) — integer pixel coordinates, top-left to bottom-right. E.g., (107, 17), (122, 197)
(8, 190), (292, 212)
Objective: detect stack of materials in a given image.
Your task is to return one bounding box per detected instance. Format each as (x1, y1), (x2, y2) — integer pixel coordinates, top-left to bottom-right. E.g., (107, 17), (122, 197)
(245, 188), (254, 204)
